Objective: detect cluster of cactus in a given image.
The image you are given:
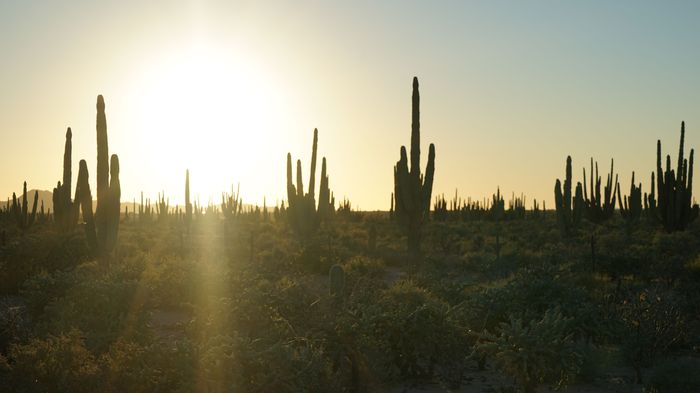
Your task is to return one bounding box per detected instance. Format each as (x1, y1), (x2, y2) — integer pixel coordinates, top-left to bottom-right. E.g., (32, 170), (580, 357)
(433, 194), (448, 221)
(490, 188), (505, 220)
(531, 199), (544, 218)
(11, 182), (38, 231)
(222, 184), (242, 220)
(53, 127), (79, 230)
(286, 128), (334, 244)
(156, 192), (170, 221)
(138, 192), (154, 222)
(617, 172), (642, 223)
(76, 95), (121, 260)
(652, 122), (699, 231)
(507, 192), (526, 219)
(554, 156), (584, 235)
(393, 77), (435, 258)
(582, 158), (618, 223)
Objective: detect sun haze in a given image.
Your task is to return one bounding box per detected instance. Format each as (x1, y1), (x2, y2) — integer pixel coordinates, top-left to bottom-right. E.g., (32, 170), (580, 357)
(1, 1), (700, 208)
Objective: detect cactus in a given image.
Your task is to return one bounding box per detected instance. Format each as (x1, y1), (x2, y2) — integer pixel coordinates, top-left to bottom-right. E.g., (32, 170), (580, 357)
(433, 194), (448, 221)
(617, 172), (642, 223)
(11, 182), (38, 230)
(156, 192), (169, 221)
(643, 171), (657, 221)
(393, 77), (435, 258)
(490, 188), (505, 220)
(185, 170), (192, 233)
(286, 128), (333, 244)
(77, 95), (121, 260)
(53, 127), (79, 230)
(582, 158), (618, 223)
(654, 121), (699, 231)
(222, 184), (242, 220)
(329, 264), (345, 297)
(554, 156), (584, 235)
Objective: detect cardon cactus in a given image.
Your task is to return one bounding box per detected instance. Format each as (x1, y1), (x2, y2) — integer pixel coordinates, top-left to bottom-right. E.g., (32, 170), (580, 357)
(617, 172), (642, 223)
(329, 264), (345, 297)
(286, 128), (334, 244)
(77, 95), (121, 261)
(53, 127), (79, 230)
(12, 182), (38, 231)
(185, 169), (192, 233)
(654, 121), (699, 231)
(554, 156), (584, 235)
(582, 158), (618, 223)
(393, 77), (435, 259)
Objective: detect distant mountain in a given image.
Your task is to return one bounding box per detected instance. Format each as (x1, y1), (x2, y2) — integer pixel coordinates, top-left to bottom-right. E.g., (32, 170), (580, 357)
(2, 189), (54, 212)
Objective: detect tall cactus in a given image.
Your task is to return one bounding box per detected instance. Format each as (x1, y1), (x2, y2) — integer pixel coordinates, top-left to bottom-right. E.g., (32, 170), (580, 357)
(185, 169), (192, 233)
(393, 77), (435, 258)
(53, 127), (78, 230)
(554, 156), (583, 235)
(78, 95), (121, 260)
(11, 182), (38, 231)
(655, 121), (699, 231)
(286, 128), (333, 244)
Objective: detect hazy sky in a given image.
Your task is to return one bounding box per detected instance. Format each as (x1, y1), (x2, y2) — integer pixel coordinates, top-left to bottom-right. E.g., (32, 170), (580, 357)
(2, 1), (700, 210)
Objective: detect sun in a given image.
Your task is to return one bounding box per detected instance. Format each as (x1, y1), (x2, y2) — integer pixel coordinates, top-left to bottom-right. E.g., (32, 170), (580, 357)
(124, 42), (290, 205)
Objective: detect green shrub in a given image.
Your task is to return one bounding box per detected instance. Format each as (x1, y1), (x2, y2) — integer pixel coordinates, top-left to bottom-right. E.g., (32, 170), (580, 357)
(357, 280), (467, 383)
(474, 307), (582, 393)
(7, 330), (100, 393)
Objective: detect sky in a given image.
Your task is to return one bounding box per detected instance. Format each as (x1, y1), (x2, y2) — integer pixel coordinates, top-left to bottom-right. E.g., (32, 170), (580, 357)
(1, 1), (700, 210)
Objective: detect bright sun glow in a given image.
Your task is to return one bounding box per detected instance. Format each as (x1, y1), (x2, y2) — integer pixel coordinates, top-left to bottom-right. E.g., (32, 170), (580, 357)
(125, 42), (290, 205)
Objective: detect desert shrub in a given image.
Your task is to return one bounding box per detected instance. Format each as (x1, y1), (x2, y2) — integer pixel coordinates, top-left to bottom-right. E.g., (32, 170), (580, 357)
(7, 330), (100, 393)
(38, 277), (150, 352)
(462, 266), (603, 340)
(357, 280), (468, 384)
(615, 286), (687, 383)
(474, 307), (583, 393)
(344, 256), (385, 280)
(645, 357), (700, 393)
(98, 338), (197, 393)
(198, 333), (341, 392)
(0, 297), (27, 353)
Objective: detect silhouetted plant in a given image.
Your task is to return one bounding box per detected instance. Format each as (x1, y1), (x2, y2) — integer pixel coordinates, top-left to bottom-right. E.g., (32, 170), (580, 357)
(617, 171), (642, 223)
(286, 128), (334, 245)
(393, 77), (435, 259)
(53, 127), (79, 231)
(76, 96), (121, 262)
(490, 187), (505, 220)
(653, 121), (699, 231)
(185, 170), (192, 234)
(554, 156), (584, 235)
(582, 158), (618, 224)
(11, 182), (38, 231)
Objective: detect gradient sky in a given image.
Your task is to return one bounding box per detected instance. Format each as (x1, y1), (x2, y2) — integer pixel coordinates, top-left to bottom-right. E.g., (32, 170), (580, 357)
(2, 1), (700, 210)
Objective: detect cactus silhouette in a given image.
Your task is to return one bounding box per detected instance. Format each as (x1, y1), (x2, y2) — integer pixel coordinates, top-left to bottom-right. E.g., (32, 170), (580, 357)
(393, 77), (435, 259)
(654, 121), (699, 231)
(53, 127), (78, 230)
(185, 170), (192, 234)
(582, 158), (618, 223)
(618, 172), (642, 223)
(286, 128), (333, 244)
(554, 156), (584, 235)
(11, 181), (38, 231)
(77, 95), (121, 261)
